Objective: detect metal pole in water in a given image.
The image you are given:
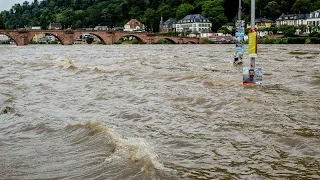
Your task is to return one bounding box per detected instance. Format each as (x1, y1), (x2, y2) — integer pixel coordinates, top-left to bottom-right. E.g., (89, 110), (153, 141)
(250, 0), (255, 30)
(244, 0), (262, 85)
(234, 0), (244, 64)
(238, 0), (242, 21)
(249, 0), (256, 68)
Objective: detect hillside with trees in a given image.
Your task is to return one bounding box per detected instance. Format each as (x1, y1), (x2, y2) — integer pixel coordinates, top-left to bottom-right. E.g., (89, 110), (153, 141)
(0, 0), (320, 32)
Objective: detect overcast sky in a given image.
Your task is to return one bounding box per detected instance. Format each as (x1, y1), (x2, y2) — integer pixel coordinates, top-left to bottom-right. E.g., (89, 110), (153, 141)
(0, 0), (33, 12)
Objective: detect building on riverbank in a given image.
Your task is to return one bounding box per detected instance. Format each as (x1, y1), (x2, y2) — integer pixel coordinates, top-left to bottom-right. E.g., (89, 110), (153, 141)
(159, 17), (176, 32)
(307, 9), (320, 27)
(124, 19), (145, 32)
(175, 14), (212, 34)
(276, 13), (309, 26)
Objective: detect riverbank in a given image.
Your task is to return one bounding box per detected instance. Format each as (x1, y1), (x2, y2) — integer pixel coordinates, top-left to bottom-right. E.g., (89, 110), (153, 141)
(201, 33), (320, 44)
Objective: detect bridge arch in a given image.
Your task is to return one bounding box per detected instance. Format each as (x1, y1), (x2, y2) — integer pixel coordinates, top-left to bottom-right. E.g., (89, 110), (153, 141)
(72, 32), (106, 45)
(26, 32), (62, 44)
(114, 34), (146, 44)
(153, 37), (177, 44)
(0, 32), (16, 44)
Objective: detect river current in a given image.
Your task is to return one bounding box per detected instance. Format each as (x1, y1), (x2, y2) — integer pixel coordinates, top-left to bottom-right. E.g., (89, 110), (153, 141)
(0, 44), (319, 180)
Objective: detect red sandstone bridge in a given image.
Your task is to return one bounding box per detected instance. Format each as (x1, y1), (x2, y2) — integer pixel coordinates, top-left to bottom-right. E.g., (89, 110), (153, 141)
(0, 29), (200, 46)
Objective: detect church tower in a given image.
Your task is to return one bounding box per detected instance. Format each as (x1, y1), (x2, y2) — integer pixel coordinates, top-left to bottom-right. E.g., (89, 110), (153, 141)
(159, 16), (164, 32)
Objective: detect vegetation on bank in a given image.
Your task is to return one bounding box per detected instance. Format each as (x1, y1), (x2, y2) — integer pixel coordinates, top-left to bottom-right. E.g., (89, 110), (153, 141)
(259, 37), (320, 44)
(200, 31), (320, 44)
(0, 0), (320, 32)
(29, 40), (59, 44)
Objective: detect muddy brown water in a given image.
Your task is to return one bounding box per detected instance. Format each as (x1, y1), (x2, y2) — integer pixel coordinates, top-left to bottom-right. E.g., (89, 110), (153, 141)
(0, 44), (319, 180)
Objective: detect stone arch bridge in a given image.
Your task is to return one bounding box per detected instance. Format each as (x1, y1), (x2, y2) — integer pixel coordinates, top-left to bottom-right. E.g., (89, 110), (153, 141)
(0, 30), (200, 46)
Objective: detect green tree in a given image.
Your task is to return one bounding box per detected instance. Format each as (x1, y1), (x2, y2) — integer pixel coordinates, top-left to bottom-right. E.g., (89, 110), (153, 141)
(142, 8), (156, 31)
(129, 6), (143, 19)
(157, 4), (175, 21)
(291, 0), (312, 13)
(0, 14), (5, 29)
(176, 3), (195, 20)
(217, 27), (231, 34)
(165, 0), (183, 7)
(269, 26), (279, 35)
(56, 9), (74, 28)
(312, 0), (320, 11)
(202, 0), (227, 31)
(264, 1), (281, 20)
(279, 25), (297, 37)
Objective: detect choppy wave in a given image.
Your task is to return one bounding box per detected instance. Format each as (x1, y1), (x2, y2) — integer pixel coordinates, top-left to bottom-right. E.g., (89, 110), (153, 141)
(0, 121), (172, 180)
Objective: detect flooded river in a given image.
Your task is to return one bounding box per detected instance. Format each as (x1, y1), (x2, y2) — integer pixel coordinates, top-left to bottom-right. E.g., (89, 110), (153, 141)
(0, 44), (319, 180)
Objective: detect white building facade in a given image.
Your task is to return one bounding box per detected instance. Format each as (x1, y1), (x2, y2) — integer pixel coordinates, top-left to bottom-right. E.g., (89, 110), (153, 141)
(276, 13), (308, 26)
(175, 14), (212, 33)
(307, 9), (320, 26)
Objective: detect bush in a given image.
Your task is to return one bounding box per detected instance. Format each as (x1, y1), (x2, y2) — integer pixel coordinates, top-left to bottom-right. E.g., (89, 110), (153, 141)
(86, 37), (94, 44)
(0, 41), (10, 44)
(200, 38), (214, 44)
(287, 37), (306, 44)
(256, 37), (319, 44)
(309, 37), (320, 44)
(305, 38), (311, 44)
(50, 40), (59, 44)
(278, 25), (297, 37)
(259, 38), (287, 44)
(156, 39), (172, 44)
(309, 32), (320, 38)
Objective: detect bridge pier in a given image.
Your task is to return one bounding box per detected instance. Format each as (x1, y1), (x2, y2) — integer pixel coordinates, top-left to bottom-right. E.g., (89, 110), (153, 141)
(15, 31), (29, 46)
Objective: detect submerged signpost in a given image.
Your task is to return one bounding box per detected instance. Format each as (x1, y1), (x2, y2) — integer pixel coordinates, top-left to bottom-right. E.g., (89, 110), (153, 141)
(234, 0), (244, 65)
(243, 0), (263, 85)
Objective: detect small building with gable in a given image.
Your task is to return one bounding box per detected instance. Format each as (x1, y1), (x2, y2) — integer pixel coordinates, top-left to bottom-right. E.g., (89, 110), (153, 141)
(247, 17), (274, 29)
(48, 23), (62, 30)
(124, 19), (145, 32)
(159, 17), (176, 32)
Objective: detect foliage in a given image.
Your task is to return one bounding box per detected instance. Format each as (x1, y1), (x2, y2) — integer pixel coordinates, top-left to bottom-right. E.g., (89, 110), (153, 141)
(309, 31), (320, 38)
(287, 37), (310, 44)
(0, 14), (4, 29)
(176, 3), (195, 20)
(116, 36), (142, 44)
(156, 39), (172, 44)
(202, 0), (227, 31)
(309, 37), (320, 43)
(291, 0), (312, 13)
(264, 1), (281, 20)
(305, 38), (312, 44)
(217, 27), (231, 34)
(200, 38), (214, 44)
(278, 25), (297, 37)
(259, 37), (288, 44)
(258, 37), (320, 44)
(86, 37), (94, 44)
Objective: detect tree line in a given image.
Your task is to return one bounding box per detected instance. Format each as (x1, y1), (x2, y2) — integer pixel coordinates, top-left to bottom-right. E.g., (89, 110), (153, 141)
(0, 0), (319, 32)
